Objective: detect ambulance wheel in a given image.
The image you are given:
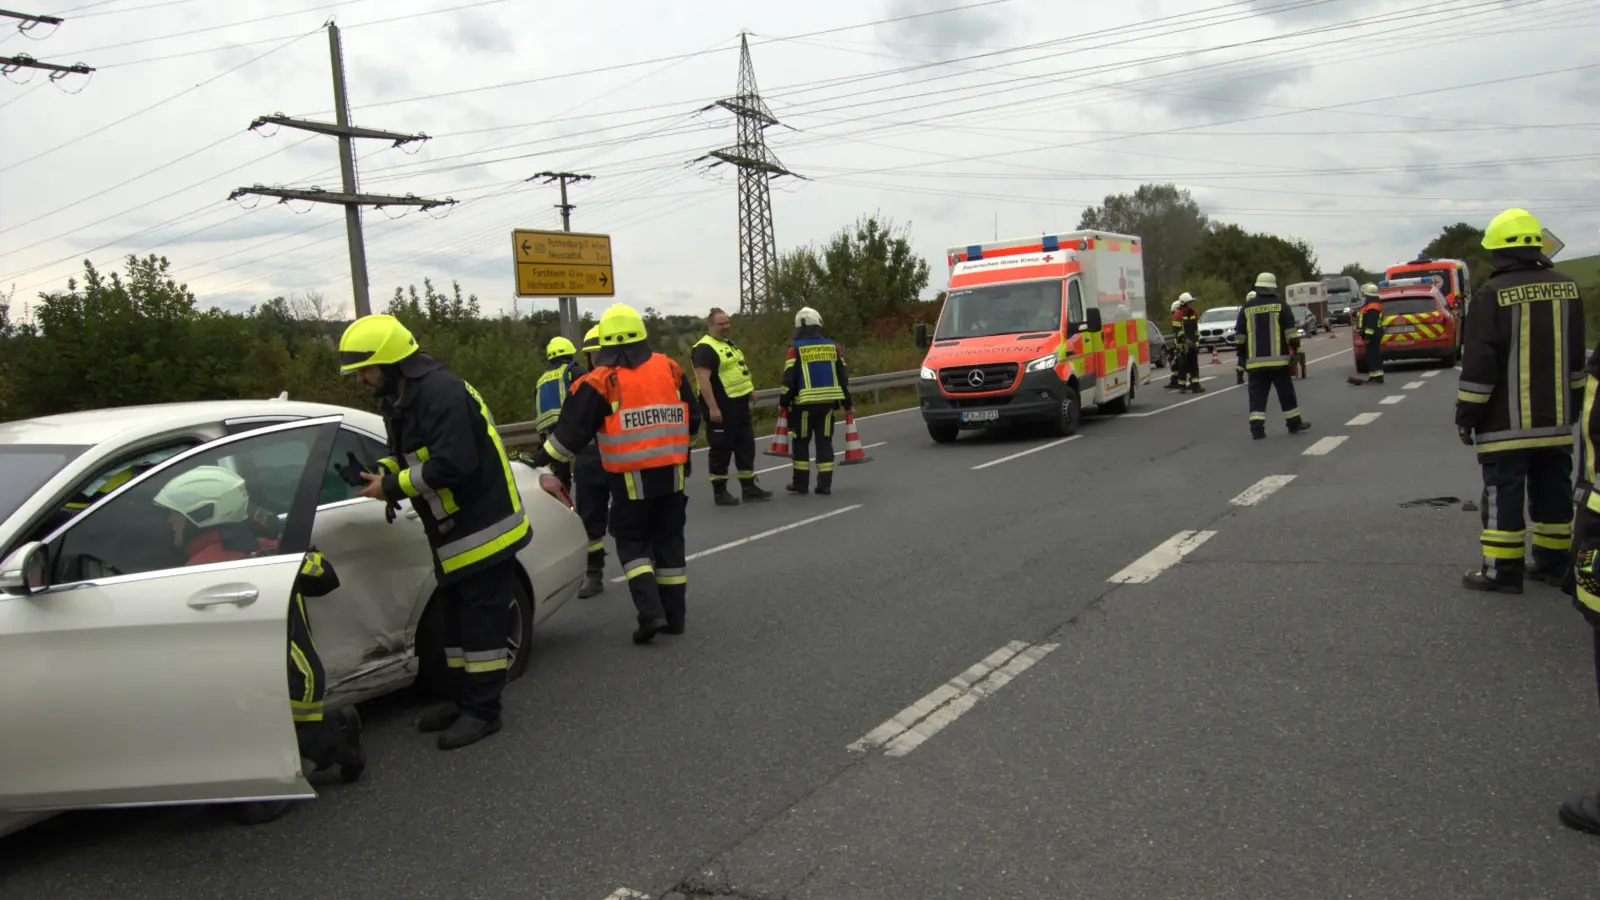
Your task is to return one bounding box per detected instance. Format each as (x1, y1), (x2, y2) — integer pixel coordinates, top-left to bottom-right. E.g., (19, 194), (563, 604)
(1053, 387), (1082, 436)
(927, 423), (959, 444)
(1100, 369), (1135, 414)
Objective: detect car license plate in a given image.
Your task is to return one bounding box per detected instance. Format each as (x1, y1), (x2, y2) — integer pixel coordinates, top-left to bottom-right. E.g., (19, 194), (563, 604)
(1386, 324), (1415, 334)
(960, 409), (1000, 423)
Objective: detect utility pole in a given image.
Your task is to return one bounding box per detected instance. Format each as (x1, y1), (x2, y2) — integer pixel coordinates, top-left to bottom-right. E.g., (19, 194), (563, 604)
(693, 33), (799, 315)
(529, 171), (593, 341)
(1, 9), (94, 81)
(230, 22), (452, 318)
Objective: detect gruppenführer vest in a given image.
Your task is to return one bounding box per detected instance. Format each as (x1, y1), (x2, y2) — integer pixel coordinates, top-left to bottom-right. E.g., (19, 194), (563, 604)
(692, 334), (754, 399)
(790, 335), (846, 405)
(591, 354), (691, 474)
(534, 360), (581, 430)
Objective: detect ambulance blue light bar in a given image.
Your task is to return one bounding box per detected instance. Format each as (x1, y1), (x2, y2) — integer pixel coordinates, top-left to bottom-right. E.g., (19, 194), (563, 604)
(1378, 275), (1443, 290)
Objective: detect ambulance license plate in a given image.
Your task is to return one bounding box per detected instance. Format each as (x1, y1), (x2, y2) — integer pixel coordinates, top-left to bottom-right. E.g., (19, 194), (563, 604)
(1385, 324), (1415, 334)
(960, 409), (1000, 423)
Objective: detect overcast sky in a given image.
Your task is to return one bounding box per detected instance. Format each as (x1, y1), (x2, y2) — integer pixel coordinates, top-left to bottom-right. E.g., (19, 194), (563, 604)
(1, 0), (1595, 321)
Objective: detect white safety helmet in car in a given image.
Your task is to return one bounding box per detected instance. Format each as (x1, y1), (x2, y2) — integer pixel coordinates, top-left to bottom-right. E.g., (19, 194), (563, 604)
(153, 465), (251, 529)
(795, 306), (823, 328)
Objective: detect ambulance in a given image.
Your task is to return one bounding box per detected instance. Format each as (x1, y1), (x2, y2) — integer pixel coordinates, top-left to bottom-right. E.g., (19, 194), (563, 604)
(913, 230), (1149, 443)
(1352, 275), (1462, 374)
(1385, 256), (1471, 314)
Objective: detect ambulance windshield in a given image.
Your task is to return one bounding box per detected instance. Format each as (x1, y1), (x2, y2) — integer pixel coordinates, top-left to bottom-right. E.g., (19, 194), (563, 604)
(936, 281), (1062, 339)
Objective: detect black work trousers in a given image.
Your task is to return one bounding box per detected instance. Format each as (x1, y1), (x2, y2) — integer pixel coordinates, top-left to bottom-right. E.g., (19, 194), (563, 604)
(1478, 450), (1574, 583)
(287, 599), (342, 770)
(706, 394), (756, 487)
(574, 472), (609, 573)
(610, 491), (688, 628)
(436, 561), (518, 720)
(1246, 366), (1302, 435)
(789, 404), (835, 488)
(1180, 341), (1200, 386)
(1363, 334), (1384, 382)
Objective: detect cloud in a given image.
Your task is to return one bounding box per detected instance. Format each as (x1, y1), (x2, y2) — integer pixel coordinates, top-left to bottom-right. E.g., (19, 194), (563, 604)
(1141, 61), (1312, 122)
(449, 11), (515, 54)
(878, 0), (1011, 55)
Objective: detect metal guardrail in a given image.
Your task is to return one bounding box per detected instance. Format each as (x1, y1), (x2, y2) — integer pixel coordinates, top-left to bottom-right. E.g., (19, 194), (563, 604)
(496, 369), (922, 445)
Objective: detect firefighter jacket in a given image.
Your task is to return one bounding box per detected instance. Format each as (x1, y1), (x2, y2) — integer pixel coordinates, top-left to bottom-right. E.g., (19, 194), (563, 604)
(376, 353), (532, 586)
(534, 358), (584, 431)
(1455, 251), (1586, 457)
(780, 325), (853, 409)
(1358, 300), (1383, 339)
(1172, 302), (1199, 345)
(691, 334), (755, 403)
(542, 342), (702, 502)
(1232, 290), (1297, 370)
(568, 372), (605, 484)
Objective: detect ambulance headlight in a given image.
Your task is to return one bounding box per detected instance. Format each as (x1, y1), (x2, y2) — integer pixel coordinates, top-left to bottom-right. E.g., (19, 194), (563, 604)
(1025, 354), (1057, 373)
(920, 366), (936, 380)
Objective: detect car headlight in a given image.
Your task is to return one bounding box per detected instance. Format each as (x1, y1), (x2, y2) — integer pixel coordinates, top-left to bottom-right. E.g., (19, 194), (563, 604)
(1024, 354), (1057, 373)
(920, 366), (936, 380)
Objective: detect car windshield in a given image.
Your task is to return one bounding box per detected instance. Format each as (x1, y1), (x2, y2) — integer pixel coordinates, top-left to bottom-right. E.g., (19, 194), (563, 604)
(1382, 297), (1439, 315)
(1200, 307), (1237, 324)
(936, 281), (1062, 339)
(0, 445), (90, 524)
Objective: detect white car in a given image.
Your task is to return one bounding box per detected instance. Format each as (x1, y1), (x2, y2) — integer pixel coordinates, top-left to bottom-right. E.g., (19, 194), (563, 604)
(0, 399), (586, 836)
(1196, 306), (1240, 346)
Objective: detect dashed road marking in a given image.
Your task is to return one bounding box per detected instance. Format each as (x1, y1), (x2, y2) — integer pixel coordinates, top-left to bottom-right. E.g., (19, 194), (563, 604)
(1404, 380), (1425, 389)
(1108, 530), (1217, 584)
(1124, 347), (1352, 419)
(754, 442), (885, 475)
(971, 435), (1082, 470)
(1231, 474), (1296, 506)
(603, 890), (649, 900)
(849, 640), (1060, 758)
(1380, 395), (1406, 405)
(1422, 370), (1441, 378)
(609, 504), (863, 583)
(1302, 435), (1349, 456)
(1347, 412), (1382, 426)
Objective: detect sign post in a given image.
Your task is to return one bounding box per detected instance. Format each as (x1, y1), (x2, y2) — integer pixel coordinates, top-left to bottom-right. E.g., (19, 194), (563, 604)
(511, 230), (615, 339)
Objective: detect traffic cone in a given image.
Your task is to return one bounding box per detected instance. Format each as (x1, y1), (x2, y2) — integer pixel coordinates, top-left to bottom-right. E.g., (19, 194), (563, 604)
(1210, 345), (1220, 365)
(839, 410), (873, 465)
(764, 412), (791, 458)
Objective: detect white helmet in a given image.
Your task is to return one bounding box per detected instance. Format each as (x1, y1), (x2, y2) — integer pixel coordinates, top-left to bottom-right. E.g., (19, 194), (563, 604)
(795, 306), (823, 328)
(1246, 290), (1257, 301)
(1170, 300), (1182, 313)
(1177, 292), (1194, 304)
(153, 465), (250, 529)
(1254, 272), (1277, 290)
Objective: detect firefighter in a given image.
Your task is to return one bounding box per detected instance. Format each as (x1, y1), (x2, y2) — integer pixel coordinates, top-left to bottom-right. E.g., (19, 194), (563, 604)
(571, 325), (609, 599)
(1234, 273), (1312, 440)
(780, 306), (853, 496)
(1561, 327), (1600, 836)
(153, 465), (364, 825)
(1165, 299), (1184, 389)
(339, 314), (532, 750)
(1348, 283), (1385, 386)
(692, 307), (772, 507)
(532, 303), (701, 643)
(534, 335), (584, 494)
(1456, 207), (1586, 593)
(1167, 293), (1201, 392)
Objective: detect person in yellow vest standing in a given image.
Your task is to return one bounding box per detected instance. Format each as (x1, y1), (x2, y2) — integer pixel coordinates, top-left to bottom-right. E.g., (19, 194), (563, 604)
(780, 307), (853, 495)
(533, 335), (584, 494)
(533, 304), (702, 644)
(692, 308), (773, 507)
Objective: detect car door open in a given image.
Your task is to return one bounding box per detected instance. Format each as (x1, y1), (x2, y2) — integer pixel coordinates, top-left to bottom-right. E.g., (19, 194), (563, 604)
(0, 416), (341, 814)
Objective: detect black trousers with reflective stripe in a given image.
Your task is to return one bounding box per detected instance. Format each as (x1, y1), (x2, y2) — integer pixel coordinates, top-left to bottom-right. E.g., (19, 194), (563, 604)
(1180, 342), (1200, 385)
(437, 561), (518, 719)
(790, 404), (835, 486)
(1478, 450), (1574, 580)
(1363, 333), (1383, 379)
(706, 395), (756, 483)
(1246, 367), (1300, 433)
(575, 474), (609, 572)
(287, 598), (343, 770)
(610, 491), (688, 627)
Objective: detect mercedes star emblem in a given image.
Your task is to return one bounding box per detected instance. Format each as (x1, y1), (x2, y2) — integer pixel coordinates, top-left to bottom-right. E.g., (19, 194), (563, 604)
(968, 370), (986, 387)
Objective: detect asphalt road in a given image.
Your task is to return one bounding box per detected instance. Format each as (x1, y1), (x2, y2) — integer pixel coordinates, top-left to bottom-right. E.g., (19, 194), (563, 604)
(3, 329), (1596, 900)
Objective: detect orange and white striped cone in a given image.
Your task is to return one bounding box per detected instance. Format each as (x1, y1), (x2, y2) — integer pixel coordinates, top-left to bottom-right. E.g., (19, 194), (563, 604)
(839, 409), (873, 465)
(1210, 345), (1220, 365)
(764, 411), (791, 458)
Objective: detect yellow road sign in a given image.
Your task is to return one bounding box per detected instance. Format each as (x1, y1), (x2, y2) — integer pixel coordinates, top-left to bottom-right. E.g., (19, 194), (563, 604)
(511, 229), (615, 297)
(1541, 227), (1565, 260)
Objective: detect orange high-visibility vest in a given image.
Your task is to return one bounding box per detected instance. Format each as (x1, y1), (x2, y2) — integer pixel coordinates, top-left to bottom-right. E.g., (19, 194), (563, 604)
(589, 353), (691, 474)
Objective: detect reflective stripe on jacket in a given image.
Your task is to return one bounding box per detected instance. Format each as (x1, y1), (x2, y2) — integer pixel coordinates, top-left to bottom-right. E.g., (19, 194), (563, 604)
(1233, 292), (1296, 370)
(592, 354), (691, 473)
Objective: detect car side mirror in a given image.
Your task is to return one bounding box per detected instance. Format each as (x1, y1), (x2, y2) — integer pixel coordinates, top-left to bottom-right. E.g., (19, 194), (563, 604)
(1085, 308), (1103, 333)
(914, 321), (930, 350)
(0, 541), (49, 596)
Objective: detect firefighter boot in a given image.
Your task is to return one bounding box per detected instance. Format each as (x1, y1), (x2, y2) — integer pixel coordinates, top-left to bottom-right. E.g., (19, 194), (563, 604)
(1190, 382), (1206, 394)
(336, 706), (366, 784)
(578, 568), (605, 598)
(417, 702), (462, 733)
(1526, 559), (1570, 587)
(633, 613), (666, 645)
(438, 713), (503, 751)
(1288, 419), (1312, 435)
(1559, 791), (1600, 835)
(740, 476), (773, 501)
(787, 469), (809, 495)
(1461, 570), (1524, 594)
(816, 471), (833, 496)
(712, 480), (740, 506)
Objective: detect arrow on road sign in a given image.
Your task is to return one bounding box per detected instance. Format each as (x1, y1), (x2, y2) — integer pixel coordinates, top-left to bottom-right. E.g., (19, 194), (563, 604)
(521, 240), (531, 255)
(599, 272), (608, 286)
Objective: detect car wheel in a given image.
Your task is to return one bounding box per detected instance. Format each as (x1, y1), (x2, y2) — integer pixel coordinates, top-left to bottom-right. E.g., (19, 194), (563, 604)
(927, 423), (959, 444)
(1053, 386), (1082, 436)
(1439, 348), (1458, 367)
(414, 570), (536, 699)
(1101, 368), (1135, 414)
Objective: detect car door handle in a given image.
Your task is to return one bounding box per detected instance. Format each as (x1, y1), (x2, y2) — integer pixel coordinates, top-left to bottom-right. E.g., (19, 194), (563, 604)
(188, 589), (258, 609)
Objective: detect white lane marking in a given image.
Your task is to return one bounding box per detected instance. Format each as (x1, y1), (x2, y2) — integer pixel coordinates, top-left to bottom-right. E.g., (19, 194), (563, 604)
(970, 435), (1082, 470)
(603, 890), (649, 900)
(1230, 474), (1295, 507)
(848, 640), (1059, 757)
(1422, 370), (1441, 378)
(1302, 435), (1349, 456)
(1404, 380), (1425, 389)
(753, 442), (885, 475)
(1124, 347), (1352, 418)
(608, 504), (863, 583)
(1380, 394), (1406, 405)
(1107, 530), (1216, 584)
(1346, 412), (1382, 426)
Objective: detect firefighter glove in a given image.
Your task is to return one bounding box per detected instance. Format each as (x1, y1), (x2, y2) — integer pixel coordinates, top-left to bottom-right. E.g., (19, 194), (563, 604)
(1572, 546), (1600, 629)
(1458, 426), (1474, 447)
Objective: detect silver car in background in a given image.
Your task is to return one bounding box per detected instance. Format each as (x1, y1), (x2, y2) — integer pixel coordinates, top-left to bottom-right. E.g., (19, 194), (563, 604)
(0, 399), (586, 836)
